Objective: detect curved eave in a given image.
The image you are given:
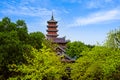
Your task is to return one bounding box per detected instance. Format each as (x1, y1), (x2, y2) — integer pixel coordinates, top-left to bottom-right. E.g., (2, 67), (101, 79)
(47, 20), (57, 23)
(46, 30), (58, 32)
(47, 25), (58, 28)
(46, 34), (59, 36)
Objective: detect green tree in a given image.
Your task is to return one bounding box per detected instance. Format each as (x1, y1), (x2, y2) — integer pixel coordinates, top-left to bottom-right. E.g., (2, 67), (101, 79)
(8, 44), (65, 80)
(66, 41), (90, 59)
(16, 20), (28, 42)
(0, 17), (32, 79)
(0, 17), (16, 32)
(71, 46), (120, 80)
(0, 17), (66, 80)
(2, 17), (11, 26)
(0, 20), (5, 32)
(105, 28), (120, 48)
(28, 32), (45, 49)
(0, 31), (33, 79)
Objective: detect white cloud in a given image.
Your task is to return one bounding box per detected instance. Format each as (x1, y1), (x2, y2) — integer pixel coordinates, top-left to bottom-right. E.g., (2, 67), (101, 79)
(63, 10), (69, 14)
(0, 0), (54, 17)
(86, 0), (102, 9)
(1, 5), (52, 17)
(86, 0), (114, 9)
(69, 9), (120, 27)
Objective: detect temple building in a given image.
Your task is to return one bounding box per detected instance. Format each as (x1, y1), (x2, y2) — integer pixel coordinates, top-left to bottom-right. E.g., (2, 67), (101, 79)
(46, 13), (75, 62)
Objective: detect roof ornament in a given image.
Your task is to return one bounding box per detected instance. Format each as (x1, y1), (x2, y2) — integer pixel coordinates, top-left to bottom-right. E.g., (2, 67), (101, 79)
(51, 11), (54, 20)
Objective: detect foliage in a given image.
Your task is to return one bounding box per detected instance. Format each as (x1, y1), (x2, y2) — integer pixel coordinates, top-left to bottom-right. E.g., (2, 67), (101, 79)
(105, 28), (120, 48)
(0, 31), (21, 64)
(71, 46), (120, 80)
(0, 17), (17, 32)
(0, 17), (66, 80)
(0, 17), (45, 79)
(66, 41), (91, 59)
(0, 31), (32, 79)
(16, 20), (28, 42)
(8, 44), (65, 80)
(1, 17), (120, 80)
(28, 32), (45, 49)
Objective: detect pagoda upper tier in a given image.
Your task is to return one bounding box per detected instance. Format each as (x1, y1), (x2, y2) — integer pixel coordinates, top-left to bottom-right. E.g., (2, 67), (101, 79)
(46, 14), (58, 39)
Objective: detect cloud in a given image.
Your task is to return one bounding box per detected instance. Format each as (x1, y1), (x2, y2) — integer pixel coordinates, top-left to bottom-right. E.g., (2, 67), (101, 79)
(1, 6), (51, 17)
(86, 0), (115, 9)
(62, 9), (69, 14)
(69, 9), (120, 27)
(0, 0), (53, 17)
(86, 0), (102, 9)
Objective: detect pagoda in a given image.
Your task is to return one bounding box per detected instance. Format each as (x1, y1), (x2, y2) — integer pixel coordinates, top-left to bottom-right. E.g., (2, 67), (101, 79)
(46, 13), (75, 63)
(46, 13), (58, 40)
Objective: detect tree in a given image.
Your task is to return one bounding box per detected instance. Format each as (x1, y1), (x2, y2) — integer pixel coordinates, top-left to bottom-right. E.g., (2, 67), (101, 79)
(66, 41), (90, 59)
(71, 46), (120, 80)
(16, 20), (28, 42)
(8, 44), (65, 80)
(0, 17), (66, 80)
(16, 20), (27, 29)
(105, 28), (120, 48)
(28, 32), (45, 49)
(0, 17), (16, 32)
(0, 17), (32, 79)
(0, 31), (31, 79)
(2, 17), (11, 26)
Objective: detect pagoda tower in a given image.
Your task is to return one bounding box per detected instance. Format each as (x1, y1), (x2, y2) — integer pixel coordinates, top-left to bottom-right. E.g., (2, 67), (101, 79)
(46, 13), (58, 40)
(46, 13), (75, 63)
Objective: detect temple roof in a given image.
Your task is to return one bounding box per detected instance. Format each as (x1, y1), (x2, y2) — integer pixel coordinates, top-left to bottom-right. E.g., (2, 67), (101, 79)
(56, 46), (75, 63)
(46, 29), (58, 32)
(46, 34), (58, 37)
(53, 37), (69, 43)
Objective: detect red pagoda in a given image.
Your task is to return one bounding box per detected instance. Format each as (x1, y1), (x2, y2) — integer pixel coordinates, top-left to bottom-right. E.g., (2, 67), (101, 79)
(46, 13), (75, 63)
(46, 13), (58, 39)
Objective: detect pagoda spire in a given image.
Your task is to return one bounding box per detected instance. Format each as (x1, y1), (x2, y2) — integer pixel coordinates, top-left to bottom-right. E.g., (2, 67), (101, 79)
(51, 12), (54, 20)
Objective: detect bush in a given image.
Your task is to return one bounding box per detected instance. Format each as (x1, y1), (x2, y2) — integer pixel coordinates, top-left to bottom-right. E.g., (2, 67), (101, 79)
(71, 46), (120, 80)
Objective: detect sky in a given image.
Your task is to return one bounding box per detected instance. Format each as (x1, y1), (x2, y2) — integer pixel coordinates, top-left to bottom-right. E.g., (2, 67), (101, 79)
(0, 0), (120, 45)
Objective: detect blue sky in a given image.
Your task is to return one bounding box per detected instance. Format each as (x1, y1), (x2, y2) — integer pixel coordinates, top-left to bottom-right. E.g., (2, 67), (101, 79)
(0, 0), (120, 45)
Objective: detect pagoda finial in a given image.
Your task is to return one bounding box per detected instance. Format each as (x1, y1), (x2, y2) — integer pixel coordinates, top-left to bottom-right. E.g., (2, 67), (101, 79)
(51, 12), (54, 20)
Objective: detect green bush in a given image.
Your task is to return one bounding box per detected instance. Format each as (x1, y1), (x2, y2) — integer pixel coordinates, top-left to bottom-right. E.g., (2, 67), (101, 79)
(71, 46), (120, 80)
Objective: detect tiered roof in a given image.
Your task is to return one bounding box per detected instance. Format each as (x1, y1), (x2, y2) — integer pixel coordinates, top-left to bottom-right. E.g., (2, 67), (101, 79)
(54, 37), (69, 43)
